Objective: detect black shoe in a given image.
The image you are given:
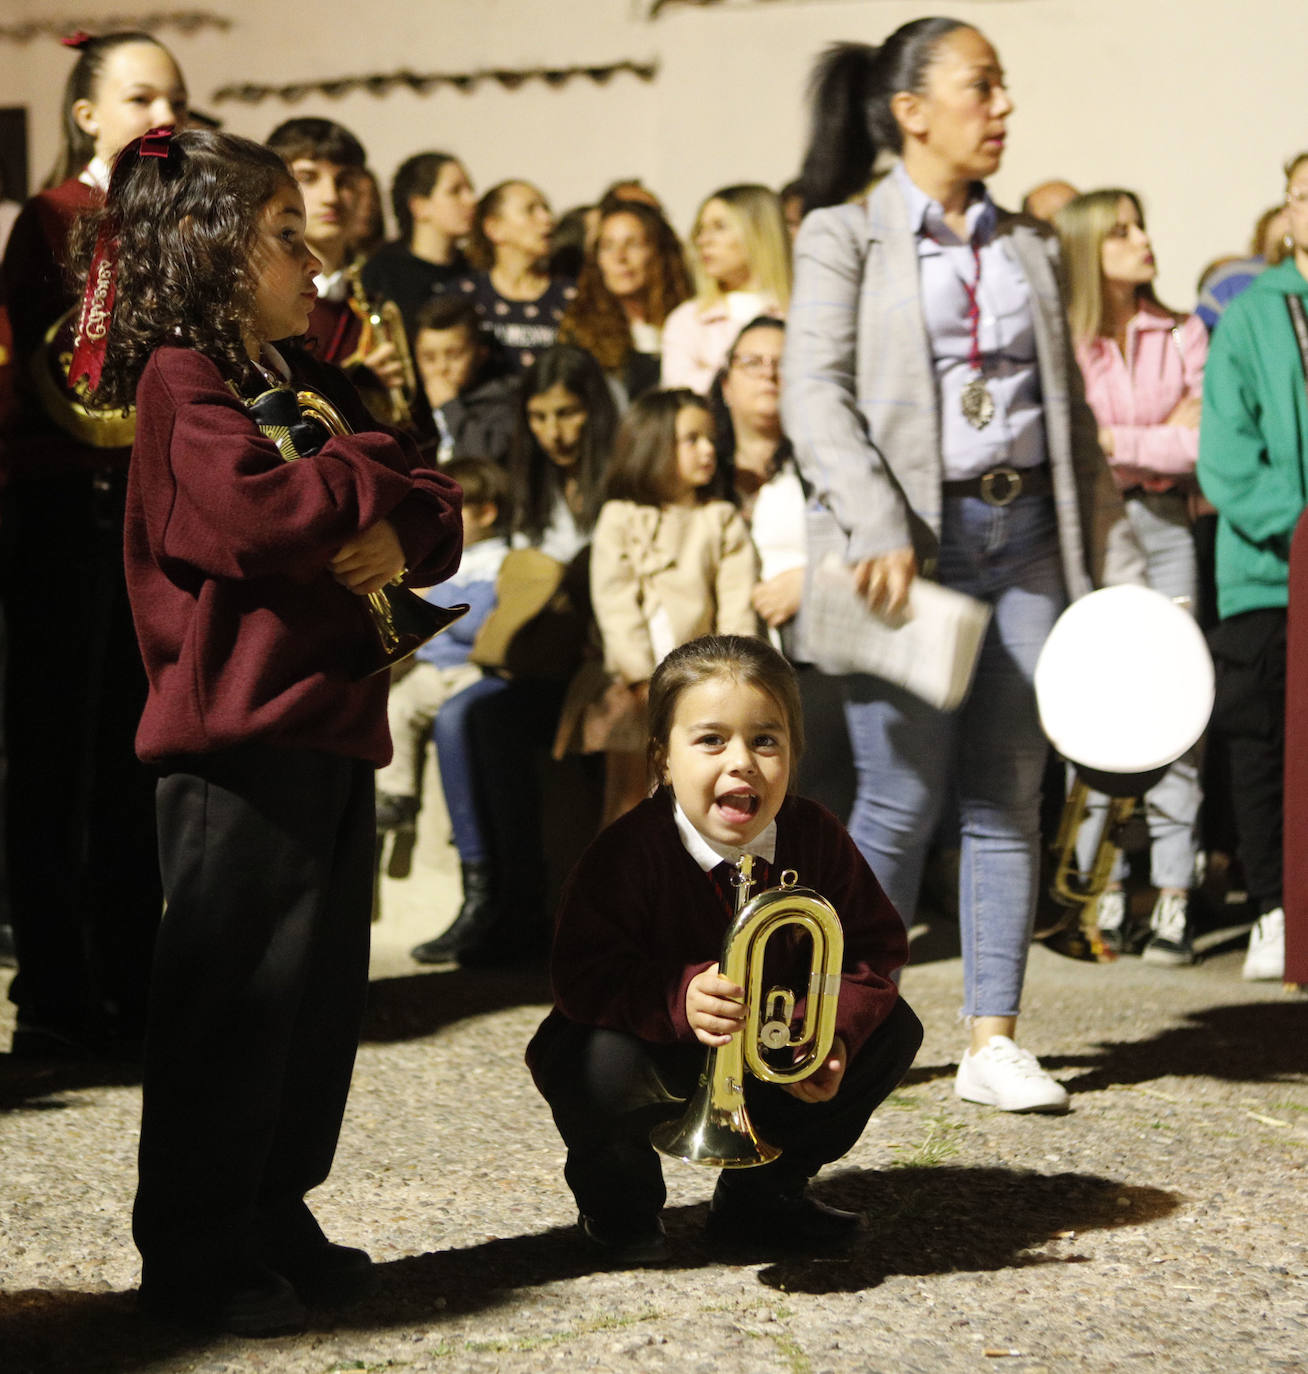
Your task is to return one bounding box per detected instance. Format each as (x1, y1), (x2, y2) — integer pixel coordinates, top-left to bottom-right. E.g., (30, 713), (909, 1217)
(578, 1212), (670, 1266)
(411, 861), (499, 964)
(706, 1175), (863, 1257)
(258, 1200), (376, 1307)
(274, 1241), (376, 1307)
(375, 792), (419, 833)
(9, 1018), (141, 1064)
(139, 1261), (307, 1337)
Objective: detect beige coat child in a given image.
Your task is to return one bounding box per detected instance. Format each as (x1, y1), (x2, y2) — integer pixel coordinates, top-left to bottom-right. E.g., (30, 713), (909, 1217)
(592, 498), (760, 684)
(554, 499), (760, 759)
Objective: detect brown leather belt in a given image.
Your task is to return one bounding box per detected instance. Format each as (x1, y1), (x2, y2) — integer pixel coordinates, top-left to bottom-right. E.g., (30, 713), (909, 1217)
(941, 464), (1052, 507)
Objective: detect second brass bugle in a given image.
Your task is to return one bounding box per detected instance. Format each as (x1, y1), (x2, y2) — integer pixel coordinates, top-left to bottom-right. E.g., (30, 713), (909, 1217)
(345, 264), (417, 429)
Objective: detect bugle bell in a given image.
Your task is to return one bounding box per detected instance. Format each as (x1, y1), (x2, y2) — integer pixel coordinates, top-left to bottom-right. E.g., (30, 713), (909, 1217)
(245, 385), (468, 679)
(650, 854), (844, 1169)
(1035, 584), (1214, 958)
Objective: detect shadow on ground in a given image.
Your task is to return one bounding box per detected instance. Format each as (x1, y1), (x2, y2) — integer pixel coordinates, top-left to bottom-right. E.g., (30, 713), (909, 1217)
(1048, 999), (1308, 1090)
(902, 998), (1308, 1095)
(360, 964), (551, 1043)
(0, 1163), (1178, 1373)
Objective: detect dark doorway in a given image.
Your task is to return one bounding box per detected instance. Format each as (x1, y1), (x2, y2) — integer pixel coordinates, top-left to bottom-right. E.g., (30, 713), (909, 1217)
(0, 107), (29, 200)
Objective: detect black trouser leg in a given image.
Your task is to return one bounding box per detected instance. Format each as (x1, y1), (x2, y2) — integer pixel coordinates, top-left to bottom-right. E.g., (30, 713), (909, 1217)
(1210, 610), (1286, 912)
(533, 998), (923, 1226)
(133, 747), (374, 1278)
(466, 677), (566, 942)
(732, 997), (923, 1194)
(2, 475), (159, 1040)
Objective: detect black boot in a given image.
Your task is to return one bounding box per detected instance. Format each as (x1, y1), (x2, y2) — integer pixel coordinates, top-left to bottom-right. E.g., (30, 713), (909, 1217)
(411, 862), (498, 964)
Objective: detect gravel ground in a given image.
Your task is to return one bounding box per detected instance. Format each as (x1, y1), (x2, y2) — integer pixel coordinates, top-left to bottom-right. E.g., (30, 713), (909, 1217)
(1, 794), (1305, 1374)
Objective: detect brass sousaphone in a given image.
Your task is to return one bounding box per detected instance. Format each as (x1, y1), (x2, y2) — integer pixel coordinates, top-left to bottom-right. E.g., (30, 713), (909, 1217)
(245, 384), (468, 678)
(651, 853), (844, 1169)
(1035, 585), (1214, 957)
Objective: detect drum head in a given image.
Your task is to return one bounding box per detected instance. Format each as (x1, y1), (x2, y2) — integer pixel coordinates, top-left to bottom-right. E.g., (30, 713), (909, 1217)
(1034, 585), (1214, 776)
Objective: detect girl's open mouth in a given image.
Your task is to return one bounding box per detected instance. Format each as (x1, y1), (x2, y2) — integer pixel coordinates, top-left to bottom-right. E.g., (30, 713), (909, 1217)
(715, 790), (759, 824)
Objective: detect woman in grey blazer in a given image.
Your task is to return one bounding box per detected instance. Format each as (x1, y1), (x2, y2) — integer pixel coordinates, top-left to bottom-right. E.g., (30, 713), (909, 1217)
(782, 18), (1142, 1114)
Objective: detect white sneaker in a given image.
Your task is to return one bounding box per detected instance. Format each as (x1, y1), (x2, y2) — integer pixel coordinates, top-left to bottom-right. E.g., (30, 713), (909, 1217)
(1093, 888), (1129, 953)
(1242, 907), (1285, 982)
(955, 1035), (1070, 1113)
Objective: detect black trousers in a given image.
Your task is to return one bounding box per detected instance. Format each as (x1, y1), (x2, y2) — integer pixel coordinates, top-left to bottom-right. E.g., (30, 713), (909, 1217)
(532, 997), (923, 1228)
(1, 473), (160, 1038)
(1208, 608), (1286, 912)
(132, 745), (375, 1278)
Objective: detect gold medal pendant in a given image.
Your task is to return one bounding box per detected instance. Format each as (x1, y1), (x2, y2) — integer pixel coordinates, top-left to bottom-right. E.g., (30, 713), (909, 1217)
(961, 375), (995, 430)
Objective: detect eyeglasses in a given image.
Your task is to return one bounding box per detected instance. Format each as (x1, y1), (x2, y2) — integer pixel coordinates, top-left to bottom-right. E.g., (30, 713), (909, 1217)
(731, 353), (781, 377)
(1286, 187), (1308, 206)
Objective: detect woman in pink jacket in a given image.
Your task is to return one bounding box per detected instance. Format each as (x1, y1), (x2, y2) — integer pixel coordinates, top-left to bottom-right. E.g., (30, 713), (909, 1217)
(1057, 188), (1208, 965)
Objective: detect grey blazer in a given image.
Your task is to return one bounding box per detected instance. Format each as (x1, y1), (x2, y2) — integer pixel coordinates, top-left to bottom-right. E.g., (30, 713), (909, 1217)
(781, 169), (1144, 666)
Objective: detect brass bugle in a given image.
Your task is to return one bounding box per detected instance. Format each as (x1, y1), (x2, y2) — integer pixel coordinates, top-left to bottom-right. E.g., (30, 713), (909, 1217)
(650, 853), (844, 1169)
(345, 263), (417, 430)
(245, 385), (467, 679)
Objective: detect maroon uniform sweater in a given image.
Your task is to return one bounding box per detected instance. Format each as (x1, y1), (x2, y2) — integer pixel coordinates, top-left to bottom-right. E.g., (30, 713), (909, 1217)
(1, 176), (129, 481)
(528, 791), (908, 1071)
(125, 345), (462, 766)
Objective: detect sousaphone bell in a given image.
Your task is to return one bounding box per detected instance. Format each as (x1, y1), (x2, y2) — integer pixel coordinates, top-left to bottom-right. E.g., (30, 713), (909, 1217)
(1035, 585), (1214, 959)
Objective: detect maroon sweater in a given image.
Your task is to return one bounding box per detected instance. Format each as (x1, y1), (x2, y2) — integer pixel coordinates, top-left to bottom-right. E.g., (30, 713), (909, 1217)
(1, 176), (130, 481)
(528, 791), (908, 1071)
(126, 345), (462, 766)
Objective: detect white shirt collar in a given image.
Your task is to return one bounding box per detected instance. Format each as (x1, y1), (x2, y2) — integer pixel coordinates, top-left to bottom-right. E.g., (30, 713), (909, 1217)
(259, 343), (292, 382)
(80, 157), (111, 192)
(672, 797), (777, 872)
(314, 267), (351, 302)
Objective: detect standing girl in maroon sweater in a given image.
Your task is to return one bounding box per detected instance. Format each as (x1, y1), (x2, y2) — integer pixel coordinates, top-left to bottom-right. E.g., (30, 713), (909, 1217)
(71, 128), (462, 1335)
(1, 30), (188, 1059)
(527, 635), (922, 1266)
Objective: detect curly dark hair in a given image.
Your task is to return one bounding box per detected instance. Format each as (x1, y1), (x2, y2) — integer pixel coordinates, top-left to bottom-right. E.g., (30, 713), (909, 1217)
(509, 344), (617, 545)
(557, 201), (690, 373)
(70, 128), (295, 410)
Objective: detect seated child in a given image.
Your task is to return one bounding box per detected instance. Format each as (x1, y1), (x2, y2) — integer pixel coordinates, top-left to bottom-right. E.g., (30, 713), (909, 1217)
(527, 634), (922, 1265)
(376, 455), (510, 831)
(413, 295), (516, 464)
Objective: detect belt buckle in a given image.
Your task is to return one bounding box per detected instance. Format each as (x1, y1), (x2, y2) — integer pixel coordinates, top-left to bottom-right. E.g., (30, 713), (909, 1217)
(979, 466), (1021, 507)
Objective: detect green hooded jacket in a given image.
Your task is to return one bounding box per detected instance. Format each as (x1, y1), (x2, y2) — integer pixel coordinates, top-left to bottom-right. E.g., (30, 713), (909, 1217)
(1198, 258), (1308, 618)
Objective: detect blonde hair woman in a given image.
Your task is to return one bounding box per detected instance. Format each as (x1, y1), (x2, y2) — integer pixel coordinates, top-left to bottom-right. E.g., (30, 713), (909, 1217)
(660, 183), (791, 393)
(1055, 188), (1208, 965)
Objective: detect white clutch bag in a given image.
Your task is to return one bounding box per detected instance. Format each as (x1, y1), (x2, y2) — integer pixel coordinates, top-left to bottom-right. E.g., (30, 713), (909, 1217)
(805, 554), (992, 711)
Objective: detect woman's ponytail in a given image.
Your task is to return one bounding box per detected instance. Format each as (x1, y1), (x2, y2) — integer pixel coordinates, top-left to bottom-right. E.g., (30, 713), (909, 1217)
(797, 17), (969, 214)
(797, 43), (880, 214)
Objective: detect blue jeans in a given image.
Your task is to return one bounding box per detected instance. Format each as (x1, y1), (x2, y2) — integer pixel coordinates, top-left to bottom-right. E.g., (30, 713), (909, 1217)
(841, 492), (1067, 1018)
(433, 673), (509, 864)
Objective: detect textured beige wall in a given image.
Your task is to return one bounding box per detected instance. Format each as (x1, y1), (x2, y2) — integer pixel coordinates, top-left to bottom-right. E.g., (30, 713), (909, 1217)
(1, 0), (1303, 305)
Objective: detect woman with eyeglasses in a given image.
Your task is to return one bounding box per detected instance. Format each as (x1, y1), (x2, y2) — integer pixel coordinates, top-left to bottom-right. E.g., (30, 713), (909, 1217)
(782, 20), (1142, 1113)
(1194, 152), (1308, 985)
(711, 317), (807, 647)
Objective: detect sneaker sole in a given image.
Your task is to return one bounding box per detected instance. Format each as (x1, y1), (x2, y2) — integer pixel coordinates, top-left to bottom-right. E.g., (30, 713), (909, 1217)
(1142, 943), (1196, 967)
(954, 1083), (1069, 1114)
